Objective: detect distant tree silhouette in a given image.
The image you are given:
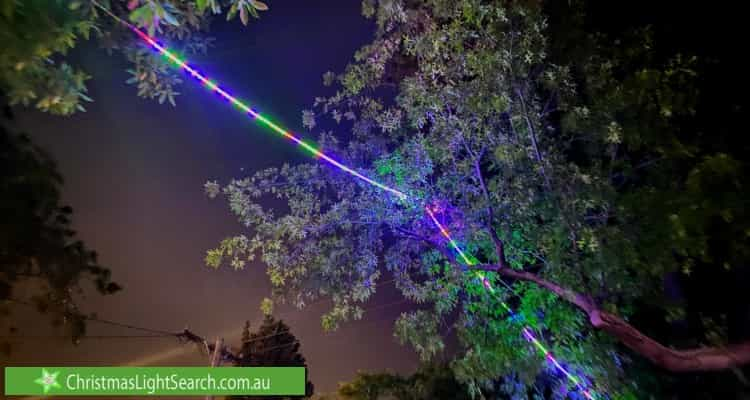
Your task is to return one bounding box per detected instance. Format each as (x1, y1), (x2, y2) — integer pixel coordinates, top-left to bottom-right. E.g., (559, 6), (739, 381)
(231, 315), (313, 399)
(0, 100), (121, 354)
(337, 363), (473, 400)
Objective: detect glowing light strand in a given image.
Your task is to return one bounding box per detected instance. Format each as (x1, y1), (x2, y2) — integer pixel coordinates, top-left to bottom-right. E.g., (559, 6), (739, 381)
(425, 208), (596, 399)
(91, 3), (600, 396)
(130, 28), (408, 201)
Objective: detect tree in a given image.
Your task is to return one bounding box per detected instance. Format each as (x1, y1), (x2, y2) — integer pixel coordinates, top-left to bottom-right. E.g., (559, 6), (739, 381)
(0, 0), (268, 115)
(337, 364), (472, 400)
(0, 0), (269, 344)
(0, 101), (121, 352)
(204, 0), (748, 398)
(231, 315), (314, 399)
(335, 363), (576, 400)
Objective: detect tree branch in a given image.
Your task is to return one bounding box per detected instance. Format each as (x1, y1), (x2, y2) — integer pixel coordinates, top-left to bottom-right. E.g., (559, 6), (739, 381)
(472, 264), (750, 372)
(393, 226), (458, 264)
(469, 147), (507, 268)
(515, 87), (552, 190)
(413, 188), (750, 372)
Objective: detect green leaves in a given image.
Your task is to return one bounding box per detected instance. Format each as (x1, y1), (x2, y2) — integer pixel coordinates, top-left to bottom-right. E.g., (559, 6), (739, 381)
(6, 62), (93, 115)
(129, 1), (181, 36)
(195, 0), (207, 13)
(129, 5), (152, 27)
(260, 297), (274, 315)
(2, 0), (267, 114)
(226, 0), (269, 25)
(251, 0), (269, 11)
(195, 0), (222, 15)
(204, 0), (748, 397)
(124, 47), (183, 106)
(394, 311), (445, 362)
(0, 1), (95, 115)
(210, 1), (599, 391)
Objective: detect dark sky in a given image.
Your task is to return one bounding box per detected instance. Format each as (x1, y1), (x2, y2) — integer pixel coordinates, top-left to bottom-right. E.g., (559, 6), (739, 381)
(7, 1), (417, 396)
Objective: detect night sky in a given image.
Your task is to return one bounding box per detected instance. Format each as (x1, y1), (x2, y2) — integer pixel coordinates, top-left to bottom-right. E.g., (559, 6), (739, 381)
(6, 1), (417, 395)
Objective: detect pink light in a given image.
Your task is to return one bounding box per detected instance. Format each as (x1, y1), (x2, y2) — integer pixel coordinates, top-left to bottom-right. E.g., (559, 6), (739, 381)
(424, 207), (473, 265)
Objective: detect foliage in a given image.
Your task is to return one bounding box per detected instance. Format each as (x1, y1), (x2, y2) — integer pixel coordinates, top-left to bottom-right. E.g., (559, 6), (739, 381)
(0, 0), (94, 115)
(0, 0), (267, 115)
(333, 362), (613, 400)
(0, 103), (121, 353)
(203, 0), (747, 397)
(337, 363), (473, 400)
(231, 315), (314, 399)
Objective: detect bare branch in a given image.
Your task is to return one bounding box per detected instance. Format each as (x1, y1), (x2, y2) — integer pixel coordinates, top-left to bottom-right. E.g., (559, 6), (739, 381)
(515, 87), (552, 190)
(393, 226), (458, 264)
(468, 147), (508, 268)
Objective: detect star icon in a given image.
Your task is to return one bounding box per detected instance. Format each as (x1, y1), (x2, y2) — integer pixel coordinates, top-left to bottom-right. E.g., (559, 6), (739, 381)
(34, 368), (61, 394)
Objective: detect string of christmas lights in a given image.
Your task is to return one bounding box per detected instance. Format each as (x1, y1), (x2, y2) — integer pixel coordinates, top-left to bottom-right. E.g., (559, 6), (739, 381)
(426, 208), (595, 398)
(91, 2), (600, 397)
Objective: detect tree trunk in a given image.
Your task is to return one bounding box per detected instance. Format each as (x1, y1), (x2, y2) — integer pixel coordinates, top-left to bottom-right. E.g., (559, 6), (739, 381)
(590, 309), (750, 372)
(476, 264), (750, 372)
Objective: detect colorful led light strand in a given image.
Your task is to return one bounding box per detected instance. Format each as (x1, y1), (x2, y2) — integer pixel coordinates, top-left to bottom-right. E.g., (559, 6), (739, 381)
(130, 29), (409, 201)
(91, 3), (601, 397)
(426, 208), (596, 399)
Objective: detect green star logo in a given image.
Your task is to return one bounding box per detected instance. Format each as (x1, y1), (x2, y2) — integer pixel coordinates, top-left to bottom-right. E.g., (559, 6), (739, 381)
(34, 368), (61, 394)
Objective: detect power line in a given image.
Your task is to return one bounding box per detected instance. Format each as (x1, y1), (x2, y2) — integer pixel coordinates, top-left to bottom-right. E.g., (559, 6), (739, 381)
(4, 298), (176, 337)
(0, 334), (173, 341)
(87, 317), (175, 336)
(2, 275), (403, 348)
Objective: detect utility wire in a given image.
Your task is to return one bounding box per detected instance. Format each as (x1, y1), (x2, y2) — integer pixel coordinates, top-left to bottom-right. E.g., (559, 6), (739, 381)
(3, 276), (402, 347)
(0, 334), (173, 341)
(87, 317), (176, 336)
(4, 298), (175, 337)
(3, 288), (409, 364)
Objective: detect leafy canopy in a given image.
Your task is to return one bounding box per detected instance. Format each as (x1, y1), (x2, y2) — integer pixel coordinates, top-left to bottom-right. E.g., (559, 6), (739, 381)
(207, 0), (749, 398)
(0, 0), (268, 115)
